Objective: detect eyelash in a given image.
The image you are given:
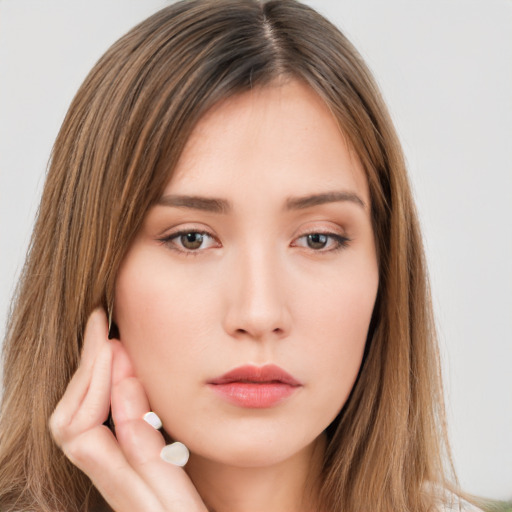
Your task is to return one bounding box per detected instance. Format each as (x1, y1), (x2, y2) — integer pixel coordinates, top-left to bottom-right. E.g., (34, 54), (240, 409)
(292, 232), (350, 253)
(158, 229), (351, 256)
(158, 230), (219, 257)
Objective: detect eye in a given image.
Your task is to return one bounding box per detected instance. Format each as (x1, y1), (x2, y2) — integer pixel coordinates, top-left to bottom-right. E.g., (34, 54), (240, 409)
(158, 230), (219, 254)
(292, 232), (350, 252)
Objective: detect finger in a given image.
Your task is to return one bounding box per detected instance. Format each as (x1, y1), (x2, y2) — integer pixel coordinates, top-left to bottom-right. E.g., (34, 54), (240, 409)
(113, 376), (166, 459)
(111, 342), (163, 452)
(49, 315), (203, 511)
(111, 338), (136, 385)
(65, 426), (163, 512)
(52, 341), (113, 446)
(115, 419), (204, 509)
(70, 340), (113, 430)
(111, 347), (204, 510)
(50, 309), (110, 444)
(53, 333), (165, 511)
(65, 393), (169, 512)
(54, 309), (109, 412)
(81, 307), (110, 367)
(71, 426), (204, 512)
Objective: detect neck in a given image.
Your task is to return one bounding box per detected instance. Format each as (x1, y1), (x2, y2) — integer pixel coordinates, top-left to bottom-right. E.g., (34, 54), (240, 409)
(185, 434), (326, 512)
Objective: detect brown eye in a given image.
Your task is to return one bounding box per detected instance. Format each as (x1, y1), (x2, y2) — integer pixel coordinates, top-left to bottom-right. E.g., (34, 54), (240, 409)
(292, 232), (350, 253)
(180, 232), (205, 250)
(159, 230), (218, 254)
(306, 233), (328, 249)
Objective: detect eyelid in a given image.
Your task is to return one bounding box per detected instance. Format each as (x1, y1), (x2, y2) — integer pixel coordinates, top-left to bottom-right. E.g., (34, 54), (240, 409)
(157, 224), (351, 255)
(290, 219), (352, 254)
(157, 227), (220, 255)
(291, 229), (351, 252)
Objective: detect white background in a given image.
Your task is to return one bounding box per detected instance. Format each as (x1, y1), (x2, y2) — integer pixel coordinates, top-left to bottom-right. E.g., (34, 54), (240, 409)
(0, 0), (511, 501)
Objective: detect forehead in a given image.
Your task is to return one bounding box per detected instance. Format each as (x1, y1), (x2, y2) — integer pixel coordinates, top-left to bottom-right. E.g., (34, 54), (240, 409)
(166, 80), (369, 205)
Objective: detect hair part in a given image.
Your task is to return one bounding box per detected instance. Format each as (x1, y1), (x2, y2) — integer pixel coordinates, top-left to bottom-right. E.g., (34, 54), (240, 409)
(1, 1), (457, 510)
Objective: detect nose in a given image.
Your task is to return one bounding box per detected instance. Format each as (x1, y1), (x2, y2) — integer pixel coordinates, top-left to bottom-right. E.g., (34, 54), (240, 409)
(222, 244), (292, 342)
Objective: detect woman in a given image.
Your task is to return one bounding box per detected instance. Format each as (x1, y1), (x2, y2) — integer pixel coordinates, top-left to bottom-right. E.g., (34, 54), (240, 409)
(0, 0), (483, 510)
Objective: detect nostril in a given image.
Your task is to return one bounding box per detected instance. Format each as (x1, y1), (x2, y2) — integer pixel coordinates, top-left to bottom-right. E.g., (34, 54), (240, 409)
(233, 326), (284, 339)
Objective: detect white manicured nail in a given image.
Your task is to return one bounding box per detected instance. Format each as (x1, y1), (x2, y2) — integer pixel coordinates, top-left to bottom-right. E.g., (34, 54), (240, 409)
(160, 442), (190, 466)
(143, 411), (162, 430)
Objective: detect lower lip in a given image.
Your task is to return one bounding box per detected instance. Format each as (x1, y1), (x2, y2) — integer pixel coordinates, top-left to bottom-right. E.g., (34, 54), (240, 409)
(208, 382), (299, 408)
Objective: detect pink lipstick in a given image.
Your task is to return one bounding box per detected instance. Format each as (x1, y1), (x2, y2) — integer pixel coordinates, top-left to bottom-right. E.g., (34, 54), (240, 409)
(207, 364), (302, 408)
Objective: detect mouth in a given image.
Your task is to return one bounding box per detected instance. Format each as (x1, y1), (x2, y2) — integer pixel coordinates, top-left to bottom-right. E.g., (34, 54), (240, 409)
(207, 364), (302, 408)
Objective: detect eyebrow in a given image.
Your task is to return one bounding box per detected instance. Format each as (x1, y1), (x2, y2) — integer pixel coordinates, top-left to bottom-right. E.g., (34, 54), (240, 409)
(156, 191), (366, 213)
(157, 194), (230, 213)
(285, 191), (365, 210)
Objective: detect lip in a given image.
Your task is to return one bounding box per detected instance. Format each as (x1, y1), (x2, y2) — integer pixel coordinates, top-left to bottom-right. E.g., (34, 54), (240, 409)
(207, 364), (302, 408)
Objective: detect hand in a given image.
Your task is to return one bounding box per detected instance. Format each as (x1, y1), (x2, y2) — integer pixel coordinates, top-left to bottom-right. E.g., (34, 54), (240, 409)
(49, 308), (207, 512)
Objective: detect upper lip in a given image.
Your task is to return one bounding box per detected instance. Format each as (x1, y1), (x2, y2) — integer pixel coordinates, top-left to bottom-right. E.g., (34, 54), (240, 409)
(208, 364), (302, 386)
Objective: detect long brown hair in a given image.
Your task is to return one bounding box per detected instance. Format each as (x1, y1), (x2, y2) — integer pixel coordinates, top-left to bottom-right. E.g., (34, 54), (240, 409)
(0, 1), (457, 510)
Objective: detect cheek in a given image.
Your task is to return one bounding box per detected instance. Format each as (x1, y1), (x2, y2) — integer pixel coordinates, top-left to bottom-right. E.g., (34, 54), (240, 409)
(114, 247), (221, 387)
(293, 250), (378, 350)
(291, 259), (378, 417)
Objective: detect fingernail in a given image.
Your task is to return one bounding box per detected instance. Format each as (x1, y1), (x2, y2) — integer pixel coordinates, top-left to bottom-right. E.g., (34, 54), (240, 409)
(160, 442), (190, 466)
(143, 411), (162, 430)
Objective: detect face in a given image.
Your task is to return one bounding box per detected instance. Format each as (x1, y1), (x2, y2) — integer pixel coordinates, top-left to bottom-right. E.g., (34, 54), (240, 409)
(115, 80), (379, 468)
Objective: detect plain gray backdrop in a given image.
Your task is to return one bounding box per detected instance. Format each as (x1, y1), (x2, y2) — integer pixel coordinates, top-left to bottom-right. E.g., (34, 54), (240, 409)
(1, 0), (511, 500)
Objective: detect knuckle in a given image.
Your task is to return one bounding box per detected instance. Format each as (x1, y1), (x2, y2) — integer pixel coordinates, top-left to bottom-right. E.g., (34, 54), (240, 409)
(64, 436), (92, 467)
(116, 419), (139, 445)
(116, 420), (152, 464)
(48, 410), (67, 444)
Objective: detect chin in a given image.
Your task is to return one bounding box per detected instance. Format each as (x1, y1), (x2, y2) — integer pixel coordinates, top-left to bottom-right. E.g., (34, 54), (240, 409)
(181, 421), (320, 469)
(192, 442), (300, 469)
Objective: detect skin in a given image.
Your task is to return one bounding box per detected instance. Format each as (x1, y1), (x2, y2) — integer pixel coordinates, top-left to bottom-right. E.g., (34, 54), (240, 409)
(51, 80), (379, 512)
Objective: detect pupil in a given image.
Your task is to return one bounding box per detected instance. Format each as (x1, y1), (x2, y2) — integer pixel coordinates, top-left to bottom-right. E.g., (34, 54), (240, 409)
(308, 233), (327, 249)
(181, 233), (203, 249)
